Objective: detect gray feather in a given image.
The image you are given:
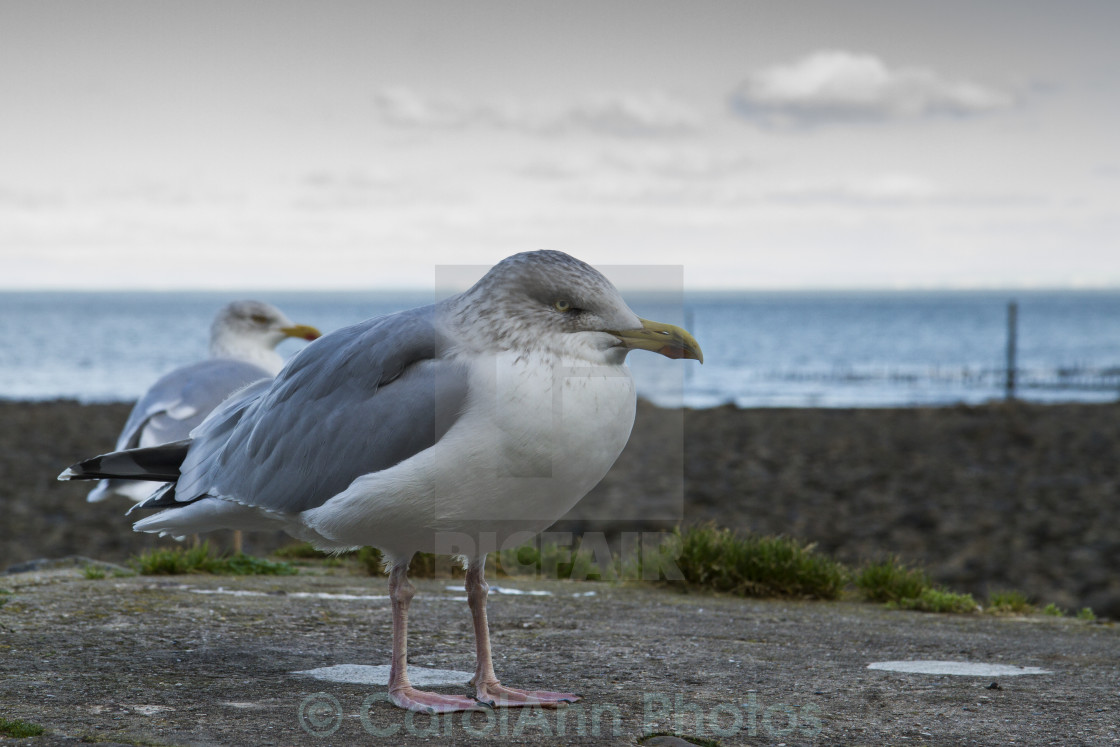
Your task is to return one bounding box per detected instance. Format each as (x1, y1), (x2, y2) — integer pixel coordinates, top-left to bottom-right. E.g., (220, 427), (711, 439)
(173, 306), (469, 513)
(115, 358), (274, 449)
(61, 440), (190, 482)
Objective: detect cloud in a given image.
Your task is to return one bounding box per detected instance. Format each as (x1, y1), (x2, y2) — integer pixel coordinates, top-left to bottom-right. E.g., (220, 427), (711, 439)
(0, 186), (66, 210)
(767, 173), (941, 204)
(291, 169), (467, 210)
(373, 87), (702, 137)
(544, 168), (1043, 212)
(729, 50), (1014, 128)
(517, 147), (758, 184)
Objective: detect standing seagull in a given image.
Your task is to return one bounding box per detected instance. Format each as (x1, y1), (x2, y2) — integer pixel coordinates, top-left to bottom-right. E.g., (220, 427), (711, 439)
(86, 300), (321, 506)
(61, 251), (702, 713)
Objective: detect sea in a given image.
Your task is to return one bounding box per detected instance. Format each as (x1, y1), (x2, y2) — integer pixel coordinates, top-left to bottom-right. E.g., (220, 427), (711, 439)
(2, 290), (1119, 409)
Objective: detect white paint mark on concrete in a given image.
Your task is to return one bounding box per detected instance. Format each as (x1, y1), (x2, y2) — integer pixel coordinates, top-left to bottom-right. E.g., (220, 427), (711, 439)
(868, 660), (1052, 676)
(444, 585), (553, 596)
(125, 704), (175, 715)
(295, 664), (472, 686)
(188, 587), (389, 601)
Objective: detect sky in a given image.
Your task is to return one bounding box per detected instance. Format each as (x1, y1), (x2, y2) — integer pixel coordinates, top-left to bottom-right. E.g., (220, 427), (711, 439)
(2, 1), (1118, 290)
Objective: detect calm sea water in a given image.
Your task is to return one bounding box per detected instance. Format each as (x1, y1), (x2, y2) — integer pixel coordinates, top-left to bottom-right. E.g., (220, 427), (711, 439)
(2, 290), (1119, 408)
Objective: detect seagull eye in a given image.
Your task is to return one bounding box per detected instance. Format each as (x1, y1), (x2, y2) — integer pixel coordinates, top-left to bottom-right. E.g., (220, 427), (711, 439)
(250, 313), (270, 325)
(553, 299), (573, 313)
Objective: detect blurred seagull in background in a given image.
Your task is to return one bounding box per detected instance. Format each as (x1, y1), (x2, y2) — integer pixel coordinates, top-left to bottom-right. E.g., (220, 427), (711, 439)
(86, 300), (321, 506)
(61, 250), (701, 713)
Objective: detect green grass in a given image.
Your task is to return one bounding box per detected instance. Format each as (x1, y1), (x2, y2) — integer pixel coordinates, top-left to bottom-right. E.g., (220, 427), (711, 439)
(855, 557), (931, 603)
(0, 717), (45, 738)
(83, 564), (107, 580)
(669, 525), (848, 600)
(0, 588), (9, 609)
(342, 541), (608, 580)
(986, 590), (1034, 614)
(854, 556), (982, 613)
(1076, 607), (1096, 621)
(272, 541), (330, 560)
(132, 542), (297, 576)
(493, 539), (610, 581)
(257, 531), (1100, 620)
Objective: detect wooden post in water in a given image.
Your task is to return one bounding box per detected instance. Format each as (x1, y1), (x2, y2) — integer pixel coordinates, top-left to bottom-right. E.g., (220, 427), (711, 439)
(1005, 301), (1018, 400)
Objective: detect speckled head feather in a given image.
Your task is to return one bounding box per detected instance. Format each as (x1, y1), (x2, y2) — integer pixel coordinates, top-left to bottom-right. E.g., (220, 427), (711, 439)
(210, 300), (293, 344)
(207, 300), (321, 370)
(442, 250), (642, 357)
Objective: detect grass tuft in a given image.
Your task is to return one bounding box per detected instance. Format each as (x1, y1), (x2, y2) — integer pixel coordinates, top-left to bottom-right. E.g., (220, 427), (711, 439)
(1076, 607), (1096, 621)
(351, 541), (608, 580)
(0, 717), (45, 738)
(132, 542), (297, 576)
(986, 590), (1034, 614)
(357, 546), (386, 575)
(235, 530), (1090, 620)
(83, 564), (107, 580)
(670, 525), (848, 599)
(493, 539), (608, 581)
(855, 557), (931, 603)
(272, 542), (331, 560)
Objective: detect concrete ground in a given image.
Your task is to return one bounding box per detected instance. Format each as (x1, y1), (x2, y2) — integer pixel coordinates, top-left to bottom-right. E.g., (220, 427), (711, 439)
(1, 565), (1117, 746)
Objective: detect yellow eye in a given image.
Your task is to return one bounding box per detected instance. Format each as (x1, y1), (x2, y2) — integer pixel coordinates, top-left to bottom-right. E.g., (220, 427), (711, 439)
(553, 299), (572, 312)
(250, 313), (270, 325)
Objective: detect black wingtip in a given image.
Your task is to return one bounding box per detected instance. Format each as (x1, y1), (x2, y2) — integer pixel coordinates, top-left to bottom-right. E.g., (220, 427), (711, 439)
(59, 440), (191, 483)
(130, 482), (181, 512)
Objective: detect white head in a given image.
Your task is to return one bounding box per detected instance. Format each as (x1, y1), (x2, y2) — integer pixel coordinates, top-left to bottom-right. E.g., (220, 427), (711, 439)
(208, 300), (321, 374)
(445, 250), (702, 365)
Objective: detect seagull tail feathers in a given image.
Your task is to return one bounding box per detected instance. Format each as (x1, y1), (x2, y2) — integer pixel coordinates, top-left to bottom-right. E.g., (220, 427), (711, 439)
(58, 440), (190, 484)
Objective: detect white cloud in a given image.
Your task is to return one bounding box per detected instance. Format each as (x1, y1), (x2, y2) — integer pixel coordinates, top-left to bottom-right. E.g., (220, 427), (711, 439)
(291, 169), (431, 209)
(767, 173), (941, 204)
(729, 50), (1015, 128)
(0, 186), (67, 210)
(373, 87), (702, 137)
(517, 147), (757, 184)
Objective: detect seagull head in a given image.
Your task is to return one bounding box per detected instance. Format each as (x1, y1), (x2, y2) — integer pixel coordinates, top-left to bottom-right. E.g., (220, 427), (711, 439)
(450, 250), (703, 365)
(209, 300), (322, 359)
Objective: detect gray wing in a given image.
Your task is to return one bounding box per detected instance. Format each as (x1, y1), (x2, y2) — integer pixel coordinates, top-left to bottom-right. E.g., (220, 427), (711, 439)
(88, 358), (273, 502)
(116, 359), (275, 449)
(172, 305), (469, 514)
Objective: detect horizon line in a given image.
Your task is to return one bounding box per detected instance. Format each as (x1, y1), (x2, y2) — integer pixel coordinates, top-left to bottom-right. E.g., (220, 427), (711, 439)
(2, 284), (1120, 294)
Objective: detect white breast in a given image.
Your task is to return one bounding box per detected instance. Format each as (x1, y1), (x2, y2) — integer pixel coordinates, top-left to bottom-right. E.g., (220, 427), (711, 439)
(300, 350), (637, 558)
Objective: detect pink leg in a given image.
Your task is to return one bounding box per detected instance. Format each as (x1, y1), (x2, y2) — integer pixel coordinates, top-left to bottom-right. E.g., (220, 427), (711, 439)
(466, 558), (580, 708)
(386, 559), (482, 713)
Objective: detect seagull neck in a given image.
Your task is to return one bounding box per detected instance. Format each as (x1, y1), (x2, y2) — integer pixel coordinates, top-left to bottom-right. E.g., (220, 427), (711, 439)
(209, 338), (285, 376)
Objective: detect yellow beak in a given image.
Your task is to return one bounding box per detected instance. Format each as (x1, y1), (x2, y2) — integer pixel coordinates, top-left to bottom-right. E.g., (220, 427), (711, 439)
(280, 324), (322, 342)
(610, 317), (703, 363)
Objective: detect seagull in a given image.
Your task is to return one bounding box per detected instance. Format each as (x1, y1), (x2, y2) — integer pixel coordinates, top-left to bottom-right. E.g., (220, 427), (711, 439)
(86, 300), (321, 505)
(60, 250), (702, 713)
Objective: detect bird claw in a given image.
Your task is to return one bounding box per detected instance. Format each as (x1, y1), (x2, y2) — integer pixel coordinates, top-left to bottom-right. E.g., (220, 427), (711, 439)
(474, 683), (581, 709)
(388, 686), (485, 714)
